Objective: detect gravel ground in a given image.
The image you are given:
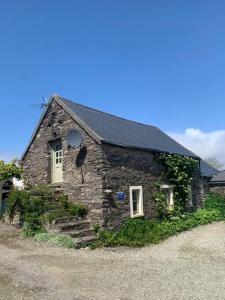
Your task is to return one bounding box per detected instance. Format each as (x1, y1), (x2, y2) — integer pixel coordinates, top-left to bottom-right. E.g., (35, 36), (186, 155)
(0, 222), (225, 299)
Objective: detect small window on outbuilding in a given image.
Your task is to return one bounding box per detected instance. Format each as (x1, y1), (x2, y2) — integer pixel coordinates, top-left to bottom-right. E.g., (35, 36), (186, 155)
(161, 184), (174, 210)
(187, 186), (193, 207)
(129, 186), (144, 218)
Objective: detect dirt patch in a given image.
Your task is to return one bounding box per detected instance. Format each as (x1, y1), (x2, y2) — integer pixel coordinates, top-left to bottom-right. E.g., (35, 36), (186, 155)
(1, 222), (225, 299)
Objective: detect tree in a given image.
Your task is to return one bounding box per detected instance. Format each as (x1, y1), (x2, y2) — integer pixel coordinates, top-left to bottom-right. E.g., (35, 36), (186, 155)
(0, 160), (22, 215)
(0, 160), (22, 181)
(205, 158), (224, 170)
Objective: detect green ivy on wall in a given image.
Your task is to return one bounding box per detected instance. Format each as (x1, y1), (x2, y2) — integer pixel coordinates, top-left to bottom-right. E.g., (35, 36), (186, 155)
(155, 153), (199, 211)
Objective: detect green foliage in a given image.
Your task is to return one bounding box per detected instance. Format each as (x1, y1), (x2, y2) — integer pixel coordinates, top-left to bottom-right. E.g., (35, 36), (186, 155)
(0, 160), (22, 181)
(6, 189), (29, 222)
(46, 201), (87, 224)
(46, 210), (69, 224)
(153, 191), (168, 219)
(6, 188), (48, 236)
(155, 153), (198, 210)
(204, 192), (225, 218)
(93, 223), (100, 233)
(34, 232), (77, 248)
(22, 215), (46, 237)
(68, 203), (87, 217)
(6, 186), (87, 236)
(98, 208), (221, 247)
(28, 185), (53, 201)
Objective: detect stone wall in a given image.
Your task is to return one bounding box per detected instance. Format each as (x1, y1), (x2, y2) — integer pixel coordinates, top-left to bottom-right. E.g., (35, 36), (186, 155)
(22, 100), (104, 225)
(101, 144), (162, 228)
(210, 184), (225, 194)
(100, 144), (206, 228)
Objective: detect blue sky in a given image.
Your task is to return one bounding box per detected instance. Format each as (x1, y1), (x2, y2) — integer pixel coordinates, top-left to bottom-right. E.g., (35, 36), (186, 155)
(1, 0), (225, 163)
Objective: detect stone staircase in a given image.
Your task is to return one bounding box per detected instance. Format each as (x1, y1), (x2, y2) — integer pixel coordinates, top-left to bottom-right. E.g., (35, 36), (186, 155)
(50, 216), (98, 248)
(47, 184), (98, 247)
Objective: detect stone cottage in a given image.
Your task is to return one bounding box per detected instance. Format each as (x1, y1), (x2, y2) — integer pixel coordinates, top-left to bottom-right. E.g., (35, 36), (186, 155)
(21, 95), (217, 228)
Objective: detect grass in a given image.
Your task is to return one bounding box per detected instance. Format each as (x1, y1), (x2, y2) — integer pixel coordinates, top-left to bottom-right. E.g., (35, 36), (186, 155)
(34, 232), (77, 248)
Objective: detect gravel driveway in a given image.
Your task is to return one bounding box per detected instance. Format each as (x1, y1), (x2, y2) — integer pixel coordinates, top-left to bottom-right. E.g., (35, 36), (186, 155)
(1, 222), (225, 299)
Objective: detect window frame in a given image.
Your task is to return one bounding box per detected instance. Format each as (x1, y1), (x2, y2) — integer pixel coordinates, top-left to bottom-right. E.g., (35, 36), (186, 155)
(187, 185), (193, 207)
(160, 184), (174, 210)
(129, 186), (144, 218)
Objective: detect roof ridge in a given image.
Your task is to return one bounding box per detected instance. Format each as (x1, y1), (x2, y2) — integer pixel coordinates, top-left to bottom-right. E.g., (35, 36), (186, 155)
(55, 94), (158, 129)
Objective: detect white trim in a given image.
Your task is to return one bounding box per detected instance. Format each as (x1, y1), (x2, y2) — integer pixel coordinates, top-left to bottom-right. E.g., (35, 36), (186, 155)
(129, 186), (144, 218)
(161, 184), (174, 210)
(187, 186), (193, 207)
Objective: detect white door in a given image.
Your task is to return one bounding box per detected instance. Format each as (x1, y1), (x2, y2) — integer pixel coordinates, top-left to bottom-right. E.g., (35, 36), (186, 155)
(52, 140), (63, 183)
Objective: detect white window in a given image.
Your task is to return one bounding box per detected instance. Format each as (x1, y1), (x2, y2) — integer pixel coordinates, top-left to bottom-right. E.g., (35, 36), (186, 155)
(161, 184), (174, 210)
(129, 186), (144, 218)
(187, 186), (193, 207)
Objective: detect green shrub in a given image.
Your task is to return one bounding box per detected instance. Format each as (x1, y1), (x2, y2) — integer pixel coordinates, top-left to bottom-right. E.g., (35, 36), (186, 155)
(46, 209), (70, 224)
(34, 232), (77, 248)
(204, 192), (225, 218)
(6, 188), (49, 236)
(68, 203), (87, 217)
(46, 202), (87, 224)
(58, 195), (70, 209)
(98, 208), (221, 247)
(22, 216), (46, 237)
(153, 191), (168, 219)
(6, 189), (29, 222)
(6, 187), (87, 236)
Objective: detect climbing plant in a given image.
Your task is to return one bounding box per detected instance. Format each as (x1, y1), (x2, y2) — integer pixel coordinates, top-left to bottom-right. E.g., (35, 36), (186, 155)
(155, 153), (198, 211)
(0, 160), (22, 181)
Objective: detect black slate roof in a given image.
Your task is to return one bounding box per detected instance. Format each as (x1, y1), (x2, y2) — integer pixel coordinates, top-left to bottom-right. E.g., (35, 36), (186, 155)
(200, 160), (218, 178)
(60, 97), (198, 158)
(210, 170), (225, 182)
(21, 94), (219, 178)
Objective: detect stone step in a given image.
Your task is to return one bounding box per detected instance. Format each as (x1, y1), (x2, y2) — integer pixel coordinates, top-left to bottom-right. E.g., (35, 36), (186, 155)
(75, 235), (99, 247)
(63, 228), (96, 238)
(53, 216), (83, 225)
(58, 220), (90, 232)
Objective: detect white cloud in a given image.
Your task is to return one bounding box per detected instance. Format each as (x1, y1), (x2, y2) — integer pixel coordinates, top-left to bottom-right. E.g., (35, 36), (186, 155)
(168, 128), (225, 167)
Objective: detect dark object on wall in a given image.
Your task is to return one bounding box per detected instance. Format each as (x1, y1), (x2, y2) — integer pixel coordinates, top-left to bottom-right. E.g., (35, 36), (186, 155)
(76, 146), (87, 168)
(76, 146), (87, 184)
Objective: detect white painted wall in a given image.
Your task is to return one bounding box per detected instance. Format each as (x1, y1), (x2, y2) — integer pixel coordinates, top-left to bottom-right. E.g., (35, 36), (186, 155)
(12, 178), (24, 190)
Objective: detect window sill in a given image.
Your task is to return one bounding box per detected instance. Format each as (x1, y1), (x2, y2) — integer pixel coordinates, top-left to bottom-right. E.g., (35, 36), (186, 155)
(167, 205), (174, 211)
(131, 213), (144, 218)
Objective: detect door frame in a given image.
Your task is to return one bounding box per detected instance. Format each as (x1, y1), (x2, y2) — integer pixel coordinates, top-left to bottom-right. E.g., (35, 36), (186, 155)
(51, 139), (63, 184)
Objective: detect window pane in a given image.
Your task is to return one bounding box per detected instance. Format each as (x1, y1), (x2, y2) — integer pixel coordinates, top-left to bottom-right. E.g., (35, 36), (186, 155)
(132, 189), (140, 214)
(162, 188), (170, 205)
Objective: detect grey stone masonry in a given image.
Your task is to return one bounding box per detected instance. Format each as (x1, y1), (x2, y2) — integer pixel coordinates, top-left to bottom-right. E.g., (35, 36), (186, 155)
(22, 100), (104, 226)
(100, 144), (162, 228)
